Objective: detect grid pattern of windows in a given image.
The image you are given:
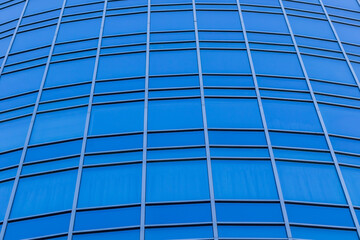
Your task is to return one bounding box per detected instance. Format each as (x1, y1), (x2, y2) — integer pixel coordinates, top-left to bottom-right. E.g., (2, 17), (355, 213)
(0, 0), (359, 239)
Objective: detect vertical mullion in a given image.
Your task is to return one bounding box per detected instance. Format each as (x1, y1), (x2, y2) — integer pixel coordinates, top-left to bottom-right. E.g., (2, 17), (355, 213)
(140, 0), (151, 239)
(0, 0), (67, 238)
(278, 0), (360, 238)
(191, 1), (218, 239)
(67, 1), (108, 239)
(235, 1), (292, 238)
(318, 0), (360, 91)
(0, 0), (27, 77)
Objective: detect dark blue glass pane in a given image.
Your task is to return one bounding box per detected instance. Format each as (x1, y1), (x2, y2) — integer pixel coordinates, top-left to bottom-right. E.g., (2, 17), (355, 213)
(145, 226), (213, 240)
(201, 50), (250, 74)
(73, 230), (139, 240)
(86, 134), (143, 153)
(292, 226), (358, 240)
(0, 181), (13, 221)
(147, 131), (204, 148)
(218, 225), (287, 238)
(0, 116), (30, 152)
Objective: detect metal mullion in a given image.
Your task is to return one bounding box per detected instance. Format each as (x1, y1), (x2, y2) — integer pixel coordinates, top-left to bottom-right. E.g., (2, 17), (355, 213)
(318, 0), (360, 91)
(0, 0), (66, 238)
(235, 1), (293, 239)
(139, 0), (150, 238)
(66, 0), (108, 239)
(278, 0), (360, 238)
(192, 1), (219, 239)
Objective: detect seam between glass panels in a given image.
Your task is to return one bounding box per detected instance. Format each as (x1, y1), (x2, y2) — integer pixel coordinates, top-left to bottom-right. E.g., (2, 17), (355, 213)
(67, 1), (108, 239)
(140, 0), (150, 239)
(192, 1), (219, 239)
(279, 0), (360, 238)
(235, 1), (293, 239)
(0, 0), (67, 239)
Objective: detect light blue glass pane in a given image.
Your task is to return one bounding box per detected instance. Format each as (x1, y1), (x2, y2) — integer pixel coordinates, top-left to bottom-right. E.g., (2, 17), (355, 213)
(0, 66), (44, 98)
(270, 132), (328, 149)
(320, 104), (360, 138)
(22, 157), (79, 175)
(341, 166), (360, 206)
(73, 230), (139, 240)
(95, 79), (144, 94)
(41, 83), (91, 101)
(243, 12), (288, 33)
(0, 181), (13, 221)
(147, 131), (204, 148)
(84, 151), (142, 165)
(217, 202), (283, 222)
(151, 11), (193, 31)
(0, 92), (37, 112)
(0, 167), (17, 181)
(11, 26), (56, 52)
(150, 50), (198, 75)
(331, 136), (360, 155)
(263, 99), (322, 132)
(288, 15), (335, 39)
(0, 150), (21, 169)
(197, 11), (241, 30)
(201, 49), (250, 74)
(334, 22), (360, 45)
(75, 206), (140, 231)
(148, 98), (203, 130)
(0, 2), (24, 23)
(210, 147), (269, 158)
(145, 226), (213, 240)
(97, 52), (146, 79)
(203, 75), (254, 87)
(218, 225), (287, 238)
(25, 0), (63, 15)
(146, 203), (211, 225)
(239, 0), (279, 6)
(209, 130), (267, 146)
(292, 226), (358, 240)
(147, 147), (206, 160)
(277, 161), (346, 204)
(311, 80), (360, 98)
(30, 107), (87, 144)
(252, 51), (303, 77)
(38, 96), (88, 112)
(206, 98), (262, 128)
(11, 170), (77, 218)
(86, 134), (143, 153)
(46, 58), (95, 87)
(287, 203), (354, 227)
(337, 154), (360, 166)
(0, 116), (30, 152)
(303, 55), (355, 84)
(57, 18), (101, 42)
(149, 75), (199, 88)
(273, 148), (332, 162)
(89, 101), (144, 135)
(0, 36), (11, 57)
(78, 164), (142, 207)
(212, 160), (278, 199)
(104, 13), (147, 35)
(257, 76), (308, 90)
(146, 160), (209, 202)
(25, 139), (82, 162)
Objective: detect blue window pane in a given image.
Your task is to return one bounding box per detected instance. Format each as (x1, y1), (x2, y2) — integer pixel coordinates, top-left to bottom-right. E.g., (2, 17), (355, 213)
(151, 11), (193, 31)
(331, 136), (360, 155)
(209, 130), (267, 146)
(287, 203), (354, 227)
(30, 107), (87, 144)
(11, 170), (77, 218)
(0, 116), (30, 152)
(218, 225), (287, 238)
(5, 213), (70, 240)
(73, 230), (139, 240)
(45, 58), (95, 87)
(149, 75), (199, 89)
(201, 50), (250, 74)
(78, 164), (142, 207)
(75, 206), (140, 231)
(341, 166), (360, 206)
(86, 134), (143, 153)
(292, 226), (358, 240)
(216, 202), (283, 222)
(334, 22), (360, 46)
(84, 151), (142, 165)
(0, 181), (13, 221)
(252, 51), (303, 77)
(147, 131), (205, 148)
(197, 11), (241, 30)
(206, 98), (262, 128)
(288, 15), (335, 39)
(25, 0), (63, 15)
(104, 13), (147, 36)
(273, 148), (332, 162)
(277, 161), (346, 204)
(211, 147), (269, 158)
(11, 26), (56, 52)
(0, 66), (44, 98)
(263, 99), (322, 132)
(145, 226), (213, 240)
(95, 78), (144, 93)
(150, 50), (198, 75)
(270, 132), (328, 150)
(212, 160), (278, 199)
(147, 147), (206, 160)
(148, 98), (203, 130)
(320, 104), (360, 138)
(146, 203), (211, 225)
(302, 55), (355, 84)
(243, 12), (288, 33)
(0, 150), (21, 169)
(57, 18), (101, 42)
(89, 101), (144, 135)
(146, 160), (209, 202)
(97, 53), (146, 79)
(240, 0), (279, 6)
(22, 157), (78, 175)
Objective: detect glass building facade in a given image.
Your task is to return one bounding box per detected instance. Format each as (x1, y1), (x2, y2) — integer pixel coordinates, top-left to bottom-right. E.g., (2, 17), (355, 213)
(0, 0), (359, 239)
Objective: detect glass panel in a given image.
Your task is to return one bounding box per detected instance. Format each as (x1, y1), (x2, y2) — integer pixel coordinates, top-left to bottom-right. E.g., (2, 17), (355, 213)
(0, 116), (30, 152)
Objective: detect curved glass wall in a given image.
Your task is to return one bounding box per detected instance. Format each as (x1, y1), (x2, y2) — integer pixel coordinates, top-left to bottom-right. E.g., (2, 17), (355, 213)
(0, 0), (359, 239)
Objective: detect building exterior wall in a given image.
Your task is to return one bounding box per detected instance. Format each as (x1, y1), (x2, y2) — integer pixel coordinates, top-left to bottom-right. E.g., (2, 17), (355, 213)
(0, 0), (360, 239)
